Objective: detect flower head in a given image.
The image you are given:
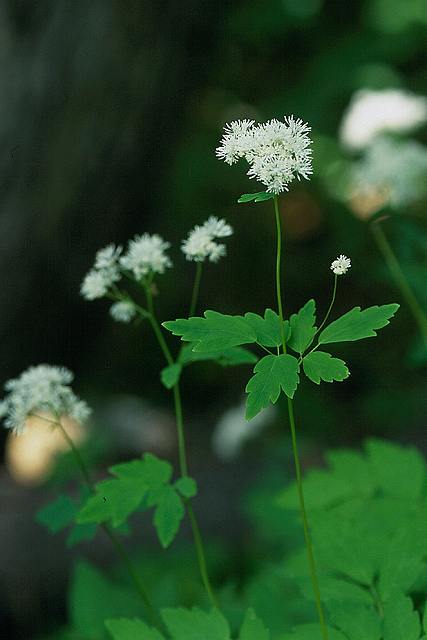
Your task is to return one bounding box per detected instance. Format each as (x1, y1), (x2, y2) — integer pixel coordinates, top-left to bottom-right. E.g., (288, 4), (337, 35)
(81, 243), (122, 300)
(0, 365), (91, 435)
(80, 270), (110, 300)
(181, 217), (233, 263)
(340, 89), (427, 151)
(216, 115), (313, 194)
(110, 300), (136, 323)
(120, 233), (172, 279)
(331, 255), (351, 276)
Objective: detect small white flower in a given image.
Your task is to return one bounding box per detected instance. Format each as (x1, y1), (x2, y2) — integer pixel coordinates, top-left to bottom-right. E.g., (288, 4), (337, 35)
(80, 270), (110, 300)
(331, 255), (351, 275)
(0, 365), (91, 435)
(216, 115), (313, 194)
(340, 89), (427, 151)
(110, 301), (136, 323)
(120, 233), (172, 279)
(94, 244), (122, 282)
(181, 217), (233, 263)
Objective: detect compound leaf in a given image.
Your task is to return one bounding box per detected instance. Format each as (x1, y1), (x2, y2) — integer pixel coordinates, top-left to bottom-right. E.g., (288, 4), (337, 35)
(162, 607), (230, 640)
(245, 354), (300, 420)
(244, 309), (289, 348)
(319, 304), (399, 344)
(106, 618), (164, 640)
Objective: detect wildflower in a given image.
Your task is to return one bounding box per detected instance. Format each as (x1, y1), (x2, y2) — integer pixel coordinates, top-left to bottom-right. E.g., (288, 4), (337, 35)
(340, 89), (427, 151)
(120, 233), (172, 279)
(110, 301), (136, 323)
(216, 116), (313, 194)
(181, 217), (233, 263)
(331, 255), (351, 276)
(350, 136), (427, 209)
(0, 365), (91, 435)
(80, 270), (110, 300)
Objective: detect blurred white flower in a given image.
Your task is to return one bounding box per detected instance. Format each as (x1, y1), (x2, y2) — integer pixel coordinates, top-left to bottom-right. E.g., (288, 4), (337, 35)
(216, 116), (313, 194)
(95, 243), (122, 279)
(120, 233), (172, 279)
(340, 89), (427, 151)
(331, 255), (351, 275)
(0, 365), (91, 435)
(350, 136), (427, 209)
(80, 269), (110, 300)
(212, 400), (274, 461)
(110, 300), (136, 323)
(181, 216), (233, 263)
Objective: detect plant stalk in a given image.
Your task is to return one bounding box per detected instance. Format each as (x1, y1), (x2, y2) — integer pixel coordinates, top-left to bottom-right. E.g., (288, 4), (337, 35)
(273, 196), (328, 640)
(188, 262), (203, 318)
(371, 220), (427, 349)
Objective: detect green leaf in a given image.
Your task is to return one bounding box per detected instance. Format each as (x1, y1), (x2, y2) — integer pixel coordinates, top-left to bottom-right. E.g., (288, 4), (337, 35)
(238, 191), (275, 203)
(383, 594), (421, 640)
(278, 468), (354, 511)
(154, 486), (185, 548)
(160, 363), (182, 389)
(282, 624), (346, 639)
(302, 351), (350, 384)
(319, 304), (399, 344)
(162, 607), (230, 640)
(328, 602), (381, 640)
(244, 309), (289, 347)
(179, 344), (257, 366)
(66, 522), (97, 547)
(174, 476), (197, 498)
(163, 311), (256, 352)
(69, 562), (142, 639)
(366, 439), (425, 501)
(298, 576), (373, 606)
(245, 354), (300, 420)
(106, 618), (165, 640)
(287, 299), (317, 353)
(239, 609), (270, 640)
(36, 494), (77, 533)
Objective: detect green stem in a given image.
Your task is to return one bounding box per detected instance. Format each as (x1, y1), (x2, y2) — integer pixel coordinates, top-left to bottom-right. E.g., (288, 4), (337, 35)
(188, 262), (203, 317)
(49, 416), (161, 629)
(144, 284), (218, 607)
(371, 220), (427, 349)
(273, 197), (329, 640)
(315, 274), (338, 337)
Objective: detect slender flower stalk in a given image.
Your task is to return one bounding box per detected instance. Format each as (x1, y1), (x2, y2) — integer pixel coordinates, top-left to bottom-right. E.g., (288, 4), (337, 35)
(273, 196), (329, 640)
(189, 262), (203, 318)
(144, 283), (218, 608)
(370, 220), (427, 349)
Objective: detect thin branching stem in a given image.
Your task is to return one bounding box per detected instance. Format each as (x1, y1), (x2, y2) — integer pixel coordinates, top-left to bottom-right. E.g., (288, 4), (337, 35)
(273, 196), (329, 640)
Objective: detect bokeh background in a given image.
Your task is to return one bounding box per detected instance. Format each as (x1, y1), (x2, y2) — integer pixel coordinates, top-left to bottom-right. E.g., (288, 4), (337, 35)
(0, 1), (426, 638)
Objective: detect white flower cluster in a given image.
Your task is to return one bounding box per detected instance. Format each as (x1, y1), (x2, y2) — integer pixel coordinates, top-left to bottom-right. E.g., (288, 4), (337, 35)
(330, 255), (351, 276)
(109, 301), (136, 323)
(181, 216), (233, 263)
(351, 136), (427, 208)
(120, 233), (172, 279)
(340, 89), (427, 151)
(0, 365), (91, 435)
(81, 243), (122, 300)
(216, 116), (313, 194)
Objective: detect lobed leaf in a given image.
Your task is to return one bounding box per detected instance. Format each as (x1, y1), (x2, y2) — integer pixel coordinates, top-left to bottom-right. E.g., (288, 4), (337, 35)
(37, 494), (77, 534)
(245, 354), (300, 420)
(319, 304), (399, 344)
(238, 191), (275, 203)
(383, 593), (421, 640)
(106, 618), (164, 640)
(153, 486), (185, 548)
(244, 309), (289, 348)
(160, 363), (182, 389)
(179, 344), (257, 367)
(174, 476), (197, 498)
(328, 602), (381, 640)
(302, 351), (350, 384)
(163, 311), (257, 352)
(287, 299), (317, 353)
(239, 609), (270, 640)
(282, 624), (346, 639)
(162, 607), (230, 640)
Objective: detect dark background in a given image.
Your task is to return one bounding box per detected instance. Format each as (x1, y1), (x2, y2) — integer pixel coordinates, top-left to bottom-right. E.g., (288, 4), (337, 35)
(0, 1), (426, 637)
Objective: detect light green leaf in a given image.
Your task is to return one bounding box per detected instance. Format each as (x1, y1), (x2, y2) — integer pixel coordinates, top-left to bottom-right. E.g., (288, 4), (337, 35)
(366, 439), (426, 501)
(106, 618), (164, 640)
(179, 344), (257, 366)
(319, 304), (399, 344)
(110, 454), (172, 484)
(245, 354), (300, 420)
(163, 311), (256, 352)
(238, 191), (275, 203)
(244, 309), (289, 347)
(70, 562), (142, 639)
(277, 468), (354, 511)
(174, 476), (197, 498)
(162, 607), (230, 640)
(239, 609), (269, 640)
(302, 351), (350, 384)
(287, 299), (317, 353)
(160, 363), (182, 389)
(154, 486), (185, 548)
(282, 624), (346, 639)
(36, 494), (77, 533)
(328, 602), (381, 640)
(383, 594), (421, 640)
